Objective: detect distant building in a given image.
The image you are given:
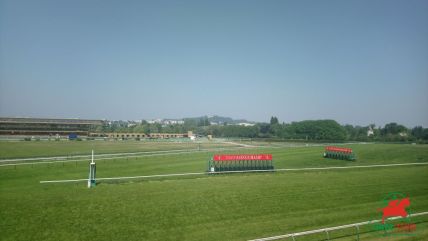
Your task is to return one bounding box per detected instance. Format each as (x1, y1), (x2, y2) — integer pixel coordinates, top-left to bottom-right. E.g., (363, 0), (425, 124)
(103, 131), (194, 139)
(238, 122), (255, 127)
(147, 119), (163, 124)
(146, 119), (184, 125)
(367, 127), (374, 136)
(399, 132), (408, 137)
(164, 119), (184, 125)
(0, 117), (104, 136)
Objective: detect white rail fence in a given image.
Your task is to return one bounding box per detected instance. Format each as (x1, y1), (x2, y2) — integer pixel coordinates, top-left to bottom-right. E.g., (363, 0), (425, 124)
(0, 145), (257, 167)
(39, 162), (428, 184)
(249, 211), (428, 241)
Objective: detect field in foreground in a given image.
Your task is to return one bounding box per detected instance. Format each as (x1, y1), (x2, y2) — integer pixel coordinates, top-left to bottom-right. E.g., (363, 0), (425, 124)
(0, 142), (427, 241)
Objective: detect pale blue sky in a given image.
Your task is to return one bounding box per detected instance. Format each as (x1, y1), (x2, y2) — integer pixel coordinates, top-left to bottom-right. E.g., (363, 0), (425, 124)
(1, 0), (427, 127)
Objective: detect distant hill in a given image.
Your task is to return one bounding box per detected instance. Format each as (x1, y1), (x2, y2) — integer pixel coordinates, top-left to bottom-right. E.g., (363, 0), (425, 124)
(184, 115), (254, 125)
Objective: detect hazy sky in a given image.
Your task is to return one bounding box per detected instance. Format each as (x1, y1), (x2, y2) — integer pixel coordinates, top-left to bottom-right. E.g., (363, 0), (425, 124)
(1, 0), (427, 127)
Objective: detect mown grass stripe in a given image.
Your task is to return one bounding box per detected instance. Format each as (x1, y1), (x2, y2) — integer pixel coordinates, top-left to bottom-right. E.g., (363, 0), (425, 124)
(39, 162), (428, 184)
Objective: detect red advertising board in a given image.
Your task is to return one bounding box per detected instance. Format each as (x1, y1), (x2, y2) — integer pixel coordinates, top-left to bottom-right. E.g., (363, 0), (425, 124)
(213, 154), (272, 161)
(325, 146), (352, 153)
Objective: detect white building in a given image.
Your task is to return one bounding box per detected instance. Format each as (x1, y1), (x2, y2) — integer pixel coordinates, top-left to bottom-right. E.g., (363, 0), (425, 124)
(367, 127), (374, 136)
(238, 122), (255, 127)
(146, 119), (184, 125)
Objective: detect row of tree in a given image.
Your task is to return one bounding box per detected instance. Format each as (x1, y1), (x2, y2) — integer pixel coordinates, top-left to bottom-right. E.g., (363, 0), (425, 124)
(96, 117), (428, 142)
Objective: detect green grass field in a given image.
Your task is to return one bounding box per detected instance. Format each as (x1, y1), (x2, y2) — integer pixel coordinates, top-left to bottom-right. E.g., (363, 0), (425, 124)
(0, 140), (235, 159)
(1, 141), (427, 241)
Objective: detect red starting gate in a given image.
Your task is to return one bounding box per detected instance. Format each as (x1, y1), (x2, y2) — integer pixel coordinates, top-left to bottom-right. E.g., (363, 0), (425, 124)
(208, 154), (274, 172)
(324, 146), (356, 160)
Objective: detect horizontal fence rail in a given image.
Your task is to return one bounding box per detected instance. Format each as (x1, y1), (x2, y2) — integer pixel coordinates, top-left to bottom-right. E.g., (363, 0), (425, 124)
(0, 146), (256, 164)
(39, 162), (428, 184)
(248, 211), (428, 241)
(1, 142), (374, 164)
(1, 146), (272, 167)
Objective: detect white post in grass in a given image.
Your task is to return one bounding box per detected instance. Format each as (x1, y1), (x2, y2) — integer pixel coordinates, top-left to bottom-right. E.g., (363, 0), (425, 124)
(88, 150), (96, 188)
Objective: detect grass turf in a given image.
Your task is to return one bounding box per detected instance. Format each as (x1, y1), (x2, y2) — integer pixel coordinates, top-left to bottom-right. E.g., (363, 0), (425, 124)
(0, 140), (234, 159)
(0, 142), (427, 241)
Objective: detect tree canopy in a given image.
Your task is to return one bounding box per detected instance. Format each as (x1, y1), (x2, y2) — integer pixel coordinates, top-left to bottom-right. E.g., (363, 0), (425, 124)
(101, 118), (428, 142)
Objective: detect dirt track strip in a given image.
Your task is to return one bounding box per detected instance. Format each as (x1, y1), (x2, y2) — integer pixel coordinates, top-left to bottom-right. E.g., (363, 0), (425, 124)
(248, 211), (428, 241)
(39, 162), (428, 184)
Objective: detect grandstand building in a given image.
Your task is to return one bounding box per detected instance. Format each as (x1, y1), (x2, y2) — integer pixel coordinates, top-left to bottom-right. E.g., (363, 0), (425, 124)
(0, 117), (104, 136)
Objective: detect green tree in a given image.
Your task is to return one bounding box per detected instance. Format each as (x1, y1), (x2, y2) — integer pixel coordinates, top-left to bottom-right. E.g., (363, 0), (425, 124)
(257, 123), (271, 137)
(288, 120), (346, 140)
(381, 123), (407, 135)
(412, 126), (424, 140)
(184, 119), (198, 129)
(198, 117), (210, 127)
(270, 116), (279, 125)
